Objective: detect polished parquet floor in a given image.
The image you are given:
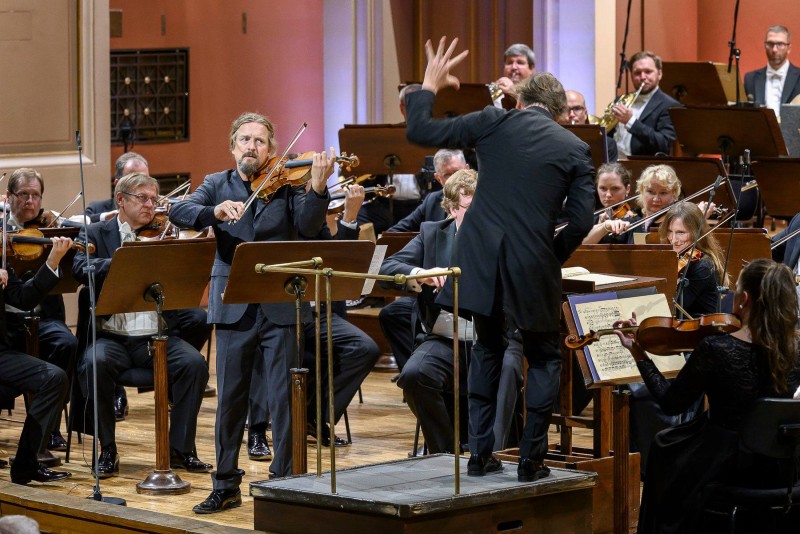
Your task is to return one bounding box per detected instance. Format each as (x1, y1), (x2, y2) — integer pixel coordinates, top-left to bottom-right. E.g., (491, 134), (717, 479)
(0, 347), (596, 531)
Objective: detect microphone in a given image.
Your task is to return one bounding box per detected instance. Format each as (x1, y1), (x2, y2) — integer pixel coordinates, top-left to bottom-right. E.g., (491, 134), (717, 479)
(743, 149), (751, 168)
(713, 174), (725, 190)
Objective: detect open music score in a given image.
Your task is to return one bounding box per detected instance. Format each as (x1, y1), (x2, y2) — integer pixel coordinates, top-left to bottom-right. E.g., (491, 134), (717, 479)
(567, 292), (684, 386)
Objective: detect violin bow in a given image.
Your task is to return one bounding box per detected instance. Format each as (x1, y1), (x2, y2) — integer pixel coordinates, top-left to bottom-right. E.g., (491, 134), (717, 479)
(157, 180), (191, 206)
(46, 192), (84, 228)
(233, 122), (308, 224)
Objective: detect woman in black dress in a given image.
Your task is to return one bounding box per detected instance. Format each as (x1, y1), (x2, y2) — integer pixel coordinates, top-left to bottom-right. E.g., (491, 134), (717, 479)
(614, 258), (800, 533)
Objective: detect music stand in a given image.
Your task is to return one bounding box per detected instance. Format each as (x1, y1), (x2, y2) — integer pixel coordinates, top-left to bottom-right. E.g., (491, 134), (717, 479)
(751, 158), (800, 219)
(371, 232), (418, 298)
(338, 124), (431, 175)
(670, 106), (788, 158)
(96, 238), (216, 495)
(661, 62), (746, 105)
(401, 81), (514, 116)
(565, 124), (609, 168)
(223, 240), (375, 477)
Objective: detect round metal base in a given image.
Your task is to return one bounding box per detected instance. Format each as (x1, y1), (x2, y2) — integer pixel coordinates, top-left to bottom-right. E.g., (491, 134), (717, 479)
(136, 469), (191, 495)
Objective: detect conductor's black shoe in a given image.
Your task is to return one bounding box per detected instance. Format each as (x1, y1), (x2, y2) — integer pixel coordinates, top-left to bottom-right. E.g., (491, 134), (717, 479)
(247, 433), (273, 461)
(93, 445), (120, 479)
(47, 431), (68, 452)
(170, 450), (212, 473)
(307, 423), (349, 447)
(467, 454), (504, 476)
(11, 464), (72, 485)
(114, 395), (128, 421)
(517, 458), (551, 482)
(193, 488), (242, 514)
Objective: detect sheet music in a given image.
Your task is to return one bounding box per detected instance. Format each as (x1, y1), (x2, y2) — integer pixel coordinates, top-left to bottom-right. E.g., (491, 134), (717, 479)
(574, 293), (685, 383)
(361, 244), (387, 295)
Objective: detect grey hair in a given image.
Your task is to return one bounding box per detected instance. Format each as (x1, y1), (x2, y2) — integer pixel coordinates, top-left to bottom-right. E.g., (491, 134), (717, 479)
(504, 44), (535, 68)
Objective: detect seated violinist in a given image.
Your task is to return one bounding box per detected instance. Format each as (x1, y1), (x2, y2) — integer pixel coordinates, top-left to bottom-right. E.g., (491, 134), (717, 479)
(628, 201), (731, 476)
(582, 163), (637, 244)
(4, 168), (78, 453)
(72, 172), (211, 478)
(612, 259), (800, 533)
(85, 152), (148, 223)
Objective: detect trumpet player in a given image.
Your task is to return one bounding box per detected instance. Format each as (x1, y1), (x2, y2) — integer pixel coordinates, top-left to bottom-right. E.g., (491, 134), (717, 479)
(609, 51), (682, 158)
(493, 44), (535, 97)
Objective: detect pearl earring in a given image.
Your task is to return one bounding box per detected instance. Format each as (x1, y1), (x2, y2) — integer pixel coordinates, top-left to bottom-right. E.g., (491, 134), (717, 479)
(738, 304), (743, 310)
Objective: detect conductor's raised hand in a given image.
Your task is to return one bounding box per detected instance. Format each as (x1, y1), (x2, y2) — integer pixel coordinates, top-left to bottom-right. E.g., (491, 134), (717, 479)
(310, 147), (336, 195)
(422, 37), (469, 94)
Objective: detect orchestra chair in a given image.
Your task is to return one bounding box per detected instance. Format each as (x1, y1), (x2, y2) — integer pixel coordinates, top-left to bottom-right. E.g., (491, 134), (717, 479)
(64, 286), (155, 463)
(702, 398), (800, 532)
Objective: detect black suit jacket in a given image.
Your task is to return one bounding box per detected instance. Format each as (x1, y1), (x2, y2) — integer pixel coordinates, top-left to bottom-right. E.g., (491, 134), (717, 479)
(85, 198), (116, 223)
(608, 88), (682, 156)
(406, 91), (595, 332)
(168, 169), (329, 326)
(388, 190), (445, 232)
(772, 212), (800, 269)
(380, 218), (455, 333)
(1, 265), (60, 351)
(744, 63), (800, 106)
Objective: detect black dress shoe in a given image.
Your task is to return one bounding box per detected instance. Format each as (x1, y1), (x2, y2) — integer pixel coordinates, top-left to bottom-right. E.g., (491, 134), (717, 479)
(170, 450), (213, 473)
(47, 431), (68, 452)
(193, 488), (242, 514)
(93, 446), (120, 479)
(307, 423), (349, 447)
(11, 464), (72, 485)
(467, 453), (504, 476)
(517, 457), (551, 482)
(247, 433), (273, 461)
(114, 395), (128, 421)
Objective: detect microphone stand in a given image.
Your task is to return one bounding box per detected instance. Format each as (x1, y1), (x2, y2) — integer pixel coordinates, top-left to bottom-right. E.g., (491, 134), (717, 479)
(617, 0), (634, 94)
(726, 0), (742, 105)
(76, 131), (126, 506)
(674, 174), (726, 317)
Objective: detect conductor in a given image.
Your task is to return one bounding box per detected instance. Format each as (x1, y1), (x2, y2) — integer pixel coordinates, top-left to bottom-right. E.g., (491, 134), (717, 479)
(405, 37), (595, 482)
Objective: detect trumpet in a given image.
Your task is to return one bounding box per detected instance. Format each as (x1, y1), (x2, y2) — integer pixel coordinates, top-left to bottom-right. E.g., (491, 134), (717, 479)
(487, 82), (504, 102)
(591, 83), (645, 130)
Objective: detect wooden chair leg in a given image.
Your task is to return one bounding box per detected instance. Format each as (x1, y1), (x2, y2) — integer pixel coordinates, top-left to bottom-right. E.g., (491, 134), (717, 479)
(343, 409), (352, 444)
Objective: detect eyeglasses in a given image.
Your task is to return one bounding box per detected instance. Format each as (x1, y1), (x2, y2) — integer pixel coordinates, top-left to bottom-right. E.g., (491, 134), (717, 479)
(10, 191), (42, 201)
(568, 105), (586, 113)
(122, 192), (158, 205)
(765, 41), (789, 49)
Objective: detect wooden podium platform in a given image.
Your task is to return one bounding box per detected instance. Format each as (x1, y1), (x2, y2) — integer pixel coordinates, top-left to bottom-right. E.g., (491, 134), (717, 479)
(251, 455), (596, 533)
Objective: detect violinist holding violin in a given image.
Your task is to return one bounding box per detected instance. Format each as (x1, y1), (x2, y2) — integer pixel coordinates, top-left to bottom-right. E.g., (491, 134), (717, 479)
(582, 163), (637, 244)
(611, 259), (800, 534)
(168, 112), (335, 514)
(4, 167), (78, 453)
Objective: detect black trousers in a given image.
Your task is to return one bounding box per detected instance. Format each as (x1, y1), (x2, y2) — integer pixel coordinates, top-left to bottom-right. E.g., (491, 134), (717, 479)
(0, 350), (68, 478)
(378, 297), (417, 371)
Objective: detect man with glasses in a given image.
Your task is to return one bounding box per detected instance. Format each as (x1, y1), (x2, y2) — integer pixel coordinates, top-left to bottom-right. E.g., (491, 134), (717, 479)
(744, 25), (800, 120)
(4, 168), (78, 455)
(73, 173), (211, 480)
(563, 90), (618, 162)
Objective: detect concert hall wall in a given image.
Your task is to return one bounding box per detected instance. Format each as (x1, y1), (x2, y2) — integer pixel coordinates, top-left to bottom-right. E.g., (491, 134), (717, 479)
(108, 0), (326, 189)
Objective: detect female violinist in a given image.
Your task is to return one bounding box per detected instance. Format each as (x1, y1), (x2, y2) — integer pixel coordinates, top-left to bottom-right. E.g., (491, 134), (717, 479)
(582, 163), (637, 244)
(660, 202), (730, 319)
(612, 259), (800, 533)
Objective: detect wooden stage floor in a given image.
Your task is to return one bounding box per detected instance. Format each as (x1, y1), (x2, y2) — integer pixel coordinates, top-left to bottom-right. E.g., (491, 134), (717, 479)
(0, 355), (596, 531)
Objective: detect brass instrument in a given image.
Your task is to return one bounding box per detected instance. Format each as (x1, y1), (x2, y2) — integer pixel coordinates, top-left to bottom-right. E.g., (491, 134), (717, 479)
(487, 82), (504, 102)
(594, 83), (645, 130)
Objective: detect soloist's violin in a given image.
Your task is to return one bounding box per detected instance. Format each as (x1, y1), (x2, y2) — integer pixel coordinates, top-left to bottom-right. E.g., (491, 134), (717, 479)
(250, 152), (359, 200)
(564, 313), (741, 356)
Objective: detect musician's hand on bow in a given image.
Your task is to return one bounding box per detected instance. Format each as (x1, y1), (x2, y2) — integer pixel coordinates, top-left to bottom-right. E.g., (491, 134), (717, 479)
(343, 184), (365, 223)
(697, 200), (717, 216)
(422, 36), (469, 94)
(214, 200), (244, 222)
(310, 148), (336, 195)
(46, 236), (73, 271)
(0, 269), (7, 288)
(603, 219), (631, 235)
